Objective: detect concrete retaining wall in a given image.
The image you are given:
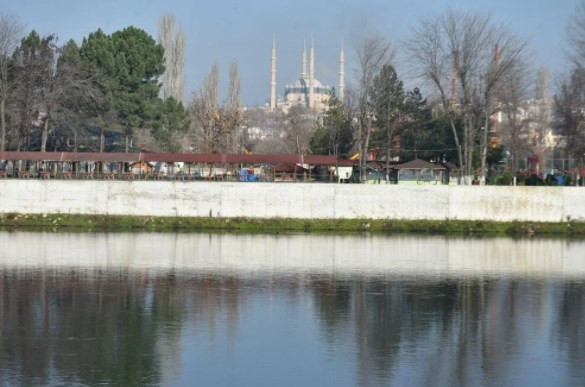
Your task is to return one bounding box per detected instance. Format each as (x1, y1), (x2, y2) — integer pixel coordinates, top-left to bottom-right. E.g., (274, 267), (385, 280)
(0, 180), (584, 222)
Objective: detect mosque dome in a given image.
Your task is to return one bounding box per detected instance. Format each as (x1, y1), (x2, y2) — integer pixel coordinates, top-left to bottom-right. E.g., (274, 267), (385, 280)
(292, 78), (307, 88)
(286, 78), (328, 94)
(291, 78), (324, 88)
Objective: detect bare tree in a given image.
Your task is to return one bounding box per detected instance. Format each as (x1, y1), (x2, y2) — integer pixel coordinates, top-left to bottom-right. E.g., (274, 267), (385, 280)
(158, 14), (185, 102)
(47, 42), (102, 152)
(567, 0), (585, 67)
(555, 69), (585, 164)
(36, 40), (102, 152)
(354, 35), (393, 182)
(190, 63), (219, 152)
(556, 1), (585, 169)
(0, 12), (24, 151)
(189, 61), (245, 153)
(528, 68), (554, 173)
(173, 28), (185, 100)
(499, 58), (531, 174)
(282, 105), (315, 154)
(242, 107), (287, 154)
(406, 10), (528, 184)
(223, 61), (242, 152)
(11, 31), (53, 151)
(228, 61), (241, 111)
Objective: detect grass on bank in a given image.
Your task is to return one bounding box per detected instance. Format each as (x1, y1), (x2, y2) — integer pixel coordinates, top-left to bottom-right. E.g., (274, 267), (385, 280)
(0, 212), (584, 236)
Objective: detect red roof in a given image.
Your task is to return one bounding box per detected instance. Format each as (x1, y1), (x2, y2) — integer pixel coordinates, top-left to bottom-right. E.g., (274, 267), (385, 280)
(0, 152), (339, 165)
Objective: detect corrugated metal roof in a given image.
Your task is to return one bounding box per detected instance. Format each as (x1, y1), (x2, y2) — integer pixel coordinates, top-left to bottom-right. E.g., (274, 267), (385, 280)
(395, 159), (446, 170)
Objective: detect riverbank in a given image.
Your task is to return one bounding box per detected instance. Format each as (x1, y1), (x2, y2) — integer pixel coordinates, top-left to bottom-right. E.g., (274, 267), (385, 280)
(1, 213), (584, 236)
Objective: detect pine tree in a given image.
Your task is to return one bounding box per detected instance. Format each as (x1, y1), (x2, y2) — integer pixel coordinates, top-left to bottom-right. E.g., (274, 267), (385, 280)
(309, 89), (352, 156)
(371, 64), (405, 162)
(80, 27), (166, 152)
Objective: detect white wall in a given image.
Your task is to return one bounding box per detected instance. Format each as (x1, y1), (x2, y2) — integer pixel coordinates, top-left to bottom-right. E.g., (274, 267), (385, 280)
(0, 180), (583, 222)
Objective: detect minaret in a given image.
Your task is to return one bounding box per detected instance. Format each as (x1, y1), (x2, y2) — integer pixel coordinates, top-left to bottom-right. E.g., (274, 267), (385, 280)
(309, 36), (315, 110)
(270, 35), (277, 111)
(339, 41), (345, 101)
(301, 40), (308, 81)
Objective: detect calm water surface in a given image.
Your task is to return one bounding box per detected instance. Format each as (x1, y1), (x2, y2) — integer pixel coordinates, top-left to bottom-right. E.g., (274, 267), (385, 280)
(1, 232), (584, 386)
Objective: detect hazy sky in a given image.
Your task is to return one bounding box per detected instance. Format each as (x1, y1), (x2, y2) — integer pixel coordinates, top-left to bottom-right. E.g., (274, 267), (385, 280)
(2, 0), (579, 105)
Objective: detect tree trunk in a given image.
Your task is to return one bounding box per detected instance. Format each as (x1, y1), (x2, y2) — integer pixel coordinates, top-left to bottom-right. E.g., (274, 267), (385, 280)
(385, 126), (395, 182)
(361, 120), (372, 183)
(461, 119), (471, 185)
(357, 124), (364, 182)
(0, 98), (5, 152)
(125, 134), (129, 153)
(41, 117), (50, 152)
(100, 129), (105, 152)
(448, 115), (464, 184)
(465, 115), (475, 184)
(480, 109), (490, 185)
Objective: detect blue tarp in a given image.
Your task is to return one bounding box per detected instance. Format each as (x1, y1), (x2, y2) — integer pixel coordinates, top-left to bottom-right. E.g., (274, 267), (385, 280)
(239, 169), (258, 182)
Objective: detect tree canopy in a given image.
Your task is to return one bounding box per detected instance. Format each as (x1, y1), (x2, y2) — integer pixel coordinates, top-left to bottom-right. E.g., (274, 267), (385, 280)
(80, 27), (170, 151)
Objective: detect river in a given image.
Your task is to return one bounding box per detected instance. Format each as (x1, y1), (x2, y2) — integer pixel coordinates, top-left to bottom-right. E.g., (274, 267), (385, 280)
(0, 232), (584, 386)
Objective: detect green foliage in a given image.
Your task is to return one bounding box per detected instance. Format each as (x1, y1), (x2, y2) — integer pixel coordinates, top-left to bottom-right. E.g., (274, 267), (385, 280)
(371, 64), (405, 157)
(399, 92), (460, 163)
(59, 39), (82, 67)
(564, 175), (573, 186)
(309, 89), (352, 156)
(2, 213), (585, 237)
(367, 64), (461, 165)
(526, 174), (544, 186)
(487, 145), (505, 168)
(309, 124), (329, 154)
(150, 97), (190, 151)
(80, 27), (174, 150)
(497, 171), (513, 186)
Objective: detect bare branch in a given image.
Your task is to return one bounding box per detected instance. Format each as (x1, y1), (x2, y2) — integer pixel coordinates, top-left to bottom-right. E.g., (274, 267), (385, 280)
(0, 12), (25, 151)
(158, 14), (185, 102)
(406, 9), (529, 183)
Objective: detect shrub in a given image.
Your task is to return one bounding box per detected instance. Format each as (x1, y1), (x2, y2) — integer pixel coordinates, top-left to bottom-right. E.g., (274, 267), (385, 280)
(499, 171), (513, 186)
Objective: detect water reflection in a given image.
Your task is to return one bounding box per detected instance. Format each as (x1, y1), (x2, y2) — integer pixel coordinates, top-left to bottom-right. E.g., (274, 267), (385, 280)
(0, 232), (584, 386)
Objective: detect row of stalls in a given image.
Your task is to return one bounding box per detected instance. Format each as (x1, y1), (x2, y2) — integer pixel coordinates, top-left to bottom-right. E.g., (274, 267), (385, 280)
(0, 152), (343, 182)
(0, 151), (458, 184)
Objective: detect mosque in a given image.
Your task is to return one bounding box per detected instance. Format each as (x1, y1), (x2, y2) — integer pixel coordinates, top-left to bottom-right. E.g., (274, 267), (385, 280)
(269, 37), (345, 114)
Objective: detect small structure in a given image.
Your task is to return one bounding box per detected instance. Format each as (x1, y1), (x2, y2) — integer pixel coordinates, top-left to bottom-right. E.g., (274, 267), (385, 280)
(354, 161), (398, 184)
(273, 163), (312, 181)
(395, 159), (448, 185)
(130, 161), (154, 175)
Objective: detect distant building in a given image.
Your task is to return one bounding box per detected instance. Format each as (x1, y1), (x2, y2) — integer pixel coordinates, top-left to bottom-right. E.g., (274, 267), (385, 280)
(268, 37), (345, 114)
(497, 97), (561, 173)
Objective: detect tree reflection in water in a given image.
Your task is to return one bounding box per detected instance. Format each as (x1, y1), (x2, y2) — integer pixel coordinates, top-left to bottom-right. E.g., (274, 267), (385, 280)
(0, 232), (584, 386)
(0, 270), (584, 386)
